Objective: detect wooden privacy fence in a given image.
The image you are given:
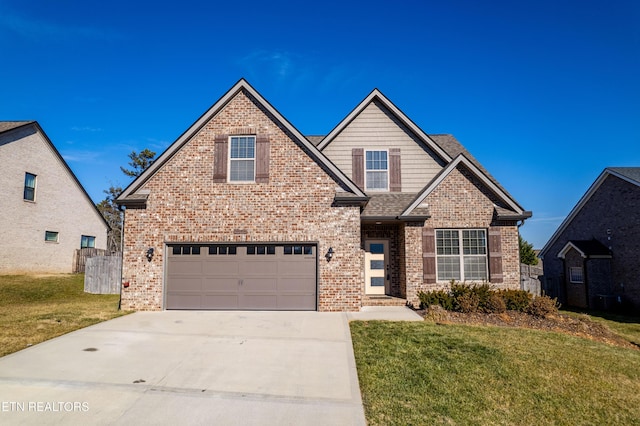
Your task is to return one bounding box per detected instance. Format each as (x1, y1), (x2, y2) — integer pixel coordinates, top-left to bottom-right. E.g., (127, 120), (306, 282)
(521, 263), (543, 296)
(84, 255), (122, 294)
(74, 248), (109, 273)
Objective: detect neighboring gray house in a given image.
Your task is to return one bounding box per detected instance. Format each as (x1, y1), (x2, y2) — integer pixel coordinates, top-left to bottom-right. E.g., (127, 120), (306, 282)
(540, 167), (640, 311)
(0, 121), (109, 273)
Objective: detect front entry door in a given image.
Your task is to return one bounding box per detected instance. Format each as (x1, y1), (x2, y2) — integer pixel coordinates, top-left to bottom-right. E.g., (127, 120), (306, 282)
(364, 240), (389, 295)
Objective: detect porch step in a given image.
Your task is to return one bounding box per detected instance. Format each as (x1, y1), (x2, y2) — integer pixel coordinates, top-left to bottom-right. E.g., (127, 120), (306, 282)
(362, 295), (407, 307)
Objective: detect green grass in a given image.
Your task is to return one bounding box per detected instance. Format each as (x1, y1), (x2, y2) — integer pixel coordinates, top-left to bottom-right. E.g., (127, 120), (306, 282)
(0, 274), (128, 357)
(351, 320), (640, 426)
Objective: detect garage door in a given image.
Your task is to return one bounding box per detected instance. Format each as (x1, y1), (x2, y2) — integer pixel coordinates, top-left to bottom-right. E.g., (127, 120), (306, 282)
(166, 244), (317, 310)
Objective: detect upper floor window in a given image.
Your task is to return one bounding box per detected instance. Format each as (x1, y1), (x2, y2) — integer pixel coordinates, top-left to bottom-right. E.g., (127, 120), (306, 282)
(436, 229), (487, 281)
(24, 172), (37, 201)
(81, 235), (96, 249)
(365, 150), (388, 190)
(229, 136), (255, 182)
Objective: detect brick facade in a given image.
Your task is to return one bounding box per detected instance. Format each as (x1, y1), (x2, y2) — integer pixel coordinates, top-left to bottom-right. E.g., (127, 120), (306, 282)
(120, 90), (363, 311)
(408, 165), (520, 305)
(543, 173), (640, 310)
(119, 81), (528, 312)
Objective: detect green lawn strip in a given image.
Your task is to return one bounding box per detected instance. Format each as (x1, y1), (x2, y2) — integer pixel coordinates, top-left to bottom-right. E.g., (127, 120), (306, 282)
(0, 274), (128, 357)
(350, 321), (640, 426)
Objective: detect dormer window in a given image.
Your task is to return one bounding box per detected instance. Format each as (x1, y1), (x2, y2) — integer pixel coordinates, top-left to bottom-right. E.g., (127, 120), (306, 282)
(365, 150), (388, 190)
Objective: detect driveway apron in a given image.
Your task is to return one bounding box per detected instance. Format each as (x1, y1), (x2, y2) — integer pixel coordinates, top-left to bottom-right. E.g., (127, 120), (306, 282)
(0, 311), (366, 425)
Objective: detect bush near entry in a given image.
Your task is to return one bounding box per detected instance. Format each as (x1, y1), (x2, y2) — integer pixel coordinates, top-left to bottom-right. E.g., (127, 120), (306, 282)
(418, 283), (559, 318)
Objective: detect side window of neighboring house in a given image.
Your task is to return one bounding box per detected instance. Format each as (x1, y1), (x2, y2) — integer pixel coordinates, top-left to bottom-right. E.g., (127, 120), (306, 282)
(365, 150), (388, 191)
(81, 235), (96, 249)
(436, 229), (488, 281)
(569, 267), (584, 283)
(45, 231), (59, 243)
(24, 172), (37, 201)
(229, 136), (256, 182)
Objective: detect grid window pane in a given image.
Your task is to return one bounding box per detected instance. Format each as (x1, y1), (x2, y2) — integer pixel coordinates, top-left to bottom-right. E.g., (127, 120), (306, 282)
(464, 256), (488, 280)
(365, 151), (388, 190)
(230, 160), (255, 181)
(366, 171), (388, 189)
(230, 136), (255, 181)
(436, 230), (460, 255)
(436, 229), (487, 281)
(437, 257), (461, 281)
(462, 230), (486, 255)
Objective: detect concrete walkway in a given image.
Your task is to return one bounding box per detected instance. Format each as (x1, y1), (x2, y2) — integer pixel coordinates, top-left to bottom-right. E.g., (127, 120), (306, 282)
(0, 307), (421, 425)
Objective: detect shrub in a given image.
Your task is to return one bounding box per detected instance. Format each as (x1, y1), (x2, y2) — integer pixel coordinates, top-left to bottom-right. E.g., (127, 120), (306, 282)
(457, 292), (480, 313)
(527, 295), (560, 318)
(499, 289), (533, 312)
(418, 290), (454, 311)
(485, 293), (507, 314)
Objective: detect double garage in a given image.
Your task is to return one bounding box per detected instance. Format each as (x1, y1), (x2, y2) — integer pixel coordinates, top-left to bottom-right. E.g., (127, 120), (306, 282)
(166, 243), (317, 310)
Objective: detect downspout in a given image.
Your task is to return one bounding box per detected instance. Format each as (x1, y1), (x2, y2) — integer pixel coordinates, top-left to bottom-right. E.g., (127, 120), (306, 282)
(117, 206), (125, 311)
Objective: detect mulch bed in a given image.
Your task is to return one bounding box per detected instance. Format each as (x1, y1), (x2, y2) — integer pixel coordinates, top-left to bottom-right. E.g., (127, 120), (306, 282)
(416, 306), (638, 350)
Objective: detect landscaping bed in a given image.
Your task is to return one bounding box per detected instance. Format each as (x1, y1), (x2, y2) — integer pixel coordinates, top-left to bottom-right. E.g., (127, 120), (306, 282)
(417, 306), (638, 350)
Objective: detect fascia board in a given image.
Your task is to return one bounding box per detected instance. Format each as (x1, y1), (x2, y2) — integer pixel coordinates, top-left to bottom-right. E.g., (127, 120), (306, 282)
(539, 170), (610, 257)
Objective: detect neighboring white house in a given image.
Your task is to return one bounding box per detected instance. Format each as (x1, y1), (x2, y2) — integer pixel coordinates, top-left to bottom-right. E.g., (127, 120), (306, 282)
(0, 121), (108, 273)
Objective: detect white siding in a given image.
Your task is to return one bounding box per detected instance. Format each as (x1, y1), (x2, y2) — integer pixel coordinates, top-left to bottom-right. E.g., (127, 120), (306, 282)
(0, 125), (108, 273)
(322, 101), (445, 193)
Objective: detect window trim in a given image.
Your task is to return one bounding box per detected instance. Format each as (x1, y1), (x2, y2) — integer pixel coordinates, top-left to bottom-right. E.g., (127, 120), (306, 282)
(435, 229), (488, 282)
(228, 135), (256, 183)
(24, 172), (37, 202)
(569, 266), (584, 283)
(364, 149), (389, 191)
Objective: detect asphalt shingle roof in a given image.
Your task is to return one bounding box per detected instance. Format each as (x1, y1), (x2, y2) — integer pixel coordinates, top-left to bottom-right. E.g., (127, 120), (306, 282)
(0, 121), (33, 134)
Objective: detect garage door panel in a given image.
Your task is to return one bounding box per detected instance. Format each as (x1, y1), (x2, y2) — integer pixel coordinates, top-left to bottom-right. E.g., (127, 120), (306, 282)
(278, 278), (315, 293)
(202, 260), (240, 275)
(170, 260), (204, 275)
(243, 260), (278, 275)
(279, 260), (315, 275)
(201, 294), (239, 309)
(168, 277), (202, 292)
(241, 295), (278, 310)
(278, 295), (316, 310)
(166, 294), (203, 310)
(167, 244), (316, 310)
(202, 278), (238, 292)
(242, 278), (277, 292)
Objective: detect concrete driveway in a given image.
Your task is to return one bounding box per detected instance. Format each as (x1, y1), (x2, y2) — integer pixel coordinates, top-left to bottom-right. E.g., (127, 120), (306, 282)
(0, 308), (421, 425)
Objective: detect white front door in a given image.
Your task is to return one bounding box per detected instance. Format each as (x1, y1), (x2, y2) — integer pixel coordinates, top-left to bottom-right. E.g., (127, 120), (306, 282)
(364, 240), (389, 295)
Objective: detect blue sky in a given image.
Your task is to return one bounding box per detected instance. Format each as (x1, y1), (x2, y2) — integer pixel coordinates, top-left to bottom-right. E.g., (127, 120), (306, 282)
(1, 0), (638, 248)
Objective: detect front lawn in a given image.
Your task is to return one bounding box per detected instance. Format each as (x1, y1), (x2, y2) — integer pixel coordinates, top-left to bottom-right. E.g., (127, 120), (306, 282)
(351, 319), (640, 425)
(0, 274), (128, 357)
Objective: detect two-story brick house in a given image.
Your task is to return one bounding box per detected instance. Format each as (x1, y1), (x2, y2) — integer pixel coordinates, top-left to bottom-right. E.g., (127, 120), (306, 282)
(540, 167), (640, 311)
(117, 79), (531, 311)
